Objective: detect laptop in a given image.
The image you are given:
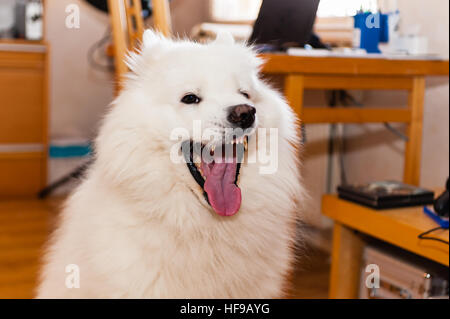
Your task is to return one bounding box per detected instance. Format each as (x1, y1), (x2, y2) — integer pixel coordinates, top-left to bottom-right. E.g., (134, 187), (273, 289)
(249, 0), (320, 49)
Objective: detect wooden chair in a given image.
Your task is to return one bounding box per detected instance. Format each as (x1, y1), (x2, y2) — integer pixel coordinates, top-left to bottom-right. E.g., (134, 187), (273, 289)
(108, 0), (172, 93)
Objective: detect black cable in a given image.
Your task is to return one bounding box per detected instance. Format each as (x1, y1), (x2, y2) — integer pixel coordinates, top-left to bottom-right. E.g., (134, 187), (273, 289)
(326, 90), (338, 193)
(340, 91), (409, 141)
(325, 90), (350, 190)
(337, 90), (352, 186)
(37, 158), (94, 199)
(300, 123), (307, 145)
(87, 27), (114, 73)
(384, 123), (409, 141)
(418, 227), (449, 245)
(340, 90), (363, 107)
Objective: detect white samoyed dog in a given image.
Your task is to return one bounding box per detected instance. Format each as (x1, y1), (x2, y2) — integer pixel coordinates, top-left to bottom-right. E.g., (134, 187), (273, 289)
(37, 30), (305, 298)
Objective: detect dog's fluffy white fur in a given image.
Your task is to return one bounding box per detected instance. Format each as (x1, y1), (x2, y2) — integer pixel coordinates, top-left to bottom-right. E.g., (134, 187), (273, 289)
(37, 31), (305, 298)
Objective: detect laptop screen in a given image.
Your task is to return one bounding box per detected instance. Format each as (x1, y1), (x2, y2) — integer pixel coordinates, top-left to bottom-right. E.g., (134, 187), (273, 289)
(249, 0), (320, 49)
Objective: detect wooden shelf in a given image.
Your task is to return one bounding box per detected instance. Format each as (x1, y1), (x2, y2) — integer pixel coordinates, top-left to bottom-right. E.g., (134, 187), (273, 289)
(322, 194), (449, 266)
(0, 39), (45, 45)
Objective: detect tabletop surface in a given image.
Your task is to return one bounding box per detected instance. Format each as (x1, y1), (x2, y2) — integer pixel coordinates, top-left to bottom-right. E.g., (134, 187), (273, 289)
(261, 53), (450, 76)
(322, 194), (449, 266)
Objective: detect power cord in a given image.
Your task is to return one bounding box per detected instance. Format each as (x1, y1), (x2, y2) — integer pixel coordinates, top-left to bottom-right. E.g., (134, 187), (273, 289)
(339, 90), (409, 142)
(418, 227), (449, 245)
(325, 90), (412, 190)
(384, 123), (409, 142)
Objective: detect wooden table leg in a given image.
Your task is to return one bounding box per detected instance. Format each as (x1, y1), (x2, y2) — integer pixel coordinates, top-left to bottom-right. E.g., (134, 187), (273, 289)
(284, 74), (305, 118)
(404, 76), (426, 186)
(329, 222), (364, 299)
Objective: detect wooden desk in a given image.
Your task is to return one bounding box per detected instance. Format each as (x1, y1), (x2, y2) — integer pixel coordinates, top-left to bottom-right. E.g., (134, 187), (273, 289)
(322, 194), (449, 299)
(261, 54), (449, 186)
(263, 55), (449, 299)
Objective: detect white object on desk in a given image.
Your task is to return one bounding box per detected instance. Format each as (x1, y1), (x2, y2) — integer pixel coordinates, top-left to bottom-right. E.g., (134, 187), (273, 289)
(287, 47), (443, 61)
(287, 47), (376, 58)
(395, 36), (428, 55)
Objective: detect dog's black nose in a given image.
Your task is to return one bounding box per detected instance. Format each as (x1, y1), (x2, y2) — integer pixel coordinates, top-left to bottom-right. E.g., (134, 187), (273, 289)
(227, 104), (256, 129)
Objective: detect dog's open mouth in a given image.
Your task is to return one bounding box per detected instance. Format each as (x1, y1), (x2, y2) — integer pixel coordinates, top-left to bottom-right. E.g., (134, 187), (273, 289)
(182, 136), (249, 217)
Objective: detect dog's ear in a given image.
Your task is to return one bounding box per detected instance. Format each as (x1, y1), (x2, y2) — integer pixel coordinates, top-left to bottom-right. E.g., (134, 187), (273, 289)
(126, 29), (170, 77)
(142, 29), (168, 50)
(213, 31), (235, 46)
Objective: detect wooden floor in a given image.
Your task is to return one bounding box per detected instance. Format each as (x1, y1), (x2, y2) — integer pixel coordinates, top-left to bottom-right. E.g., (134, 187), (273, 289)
(0, 198), (61, 298)
(0, 198), (330, 299)
(288, 246), (330, 299)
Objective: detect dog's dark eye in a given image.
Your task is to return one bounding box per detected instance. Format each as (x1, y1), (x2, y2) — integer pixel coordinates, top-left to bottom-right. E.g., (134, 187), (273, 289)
(240, 91), (251, 99)
(181, 94), (202, 104)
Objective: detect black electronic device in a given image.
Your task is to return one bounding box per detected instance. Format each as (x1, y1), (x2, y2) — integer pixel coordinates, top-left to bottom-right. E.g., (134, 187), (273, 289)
(337, 181), (435, 209)
(249, 0), (320, 49)
(434, 178), (449, 217)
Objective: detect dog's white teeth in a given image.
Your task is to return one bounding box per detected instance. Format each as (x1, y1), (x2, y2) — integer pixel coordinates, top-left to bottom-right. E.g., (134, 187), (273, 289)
(193, 154), (198, 164)
(194, 162), (205, 177)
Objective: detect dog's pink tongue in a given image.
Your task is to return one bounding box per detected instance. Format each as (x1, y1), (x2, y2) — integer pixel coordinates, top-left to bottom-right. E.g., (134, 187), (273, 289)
(202, 161), (241, 216)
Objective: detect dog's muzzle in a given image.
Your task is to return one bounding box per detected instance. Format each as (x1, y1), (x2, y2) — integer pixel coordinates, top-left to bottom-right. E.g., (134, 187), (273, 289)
(181, 135), (249, 217)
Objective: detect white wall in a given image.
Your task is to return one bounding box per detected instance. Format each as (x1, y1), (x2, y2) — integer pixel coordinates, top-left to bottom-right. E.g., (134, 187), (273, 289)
(46, 0), (113, 141)
(399, 0), (449, 187)
(46, 0), (210, 143)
